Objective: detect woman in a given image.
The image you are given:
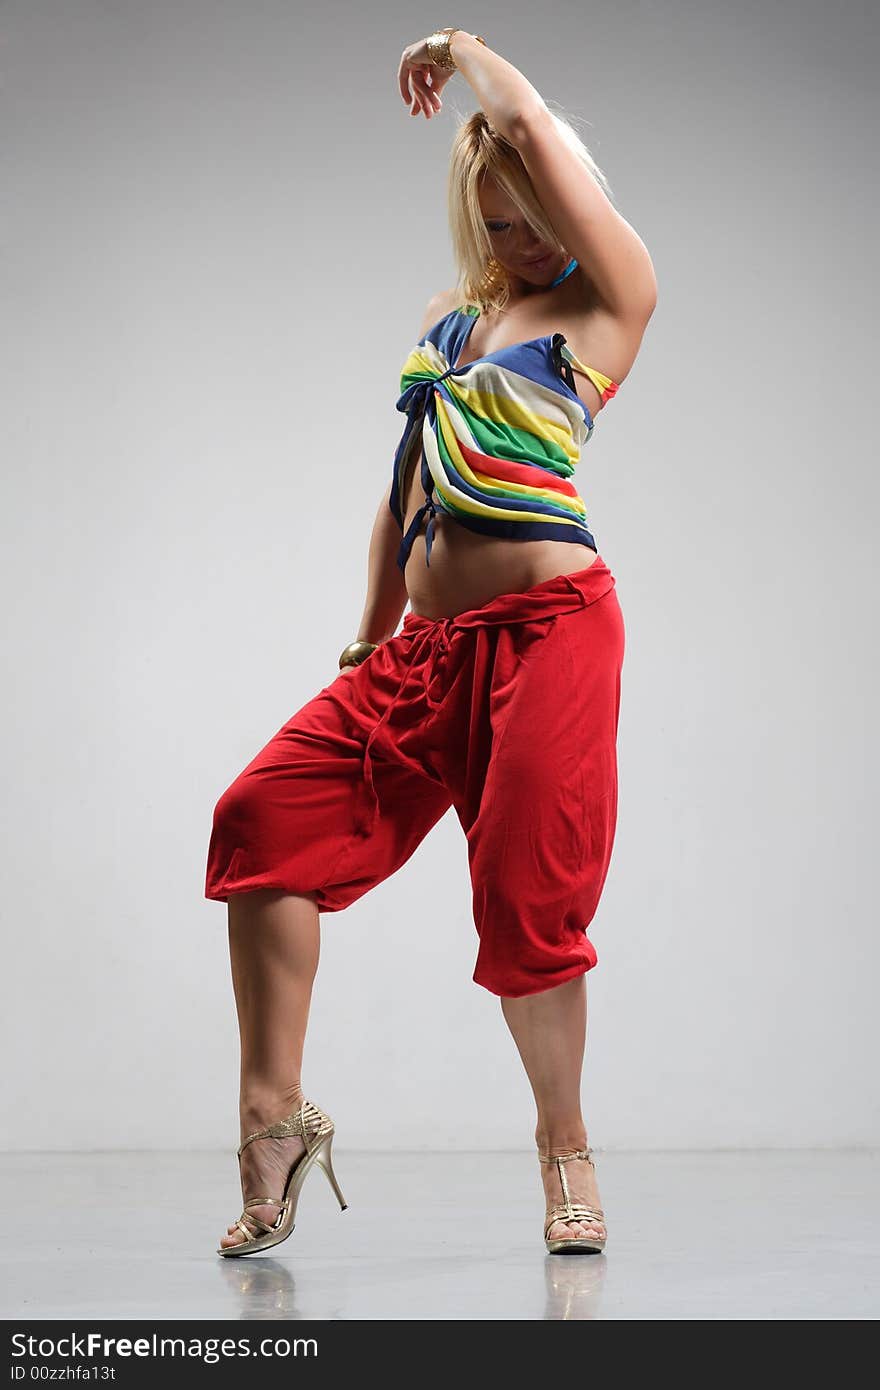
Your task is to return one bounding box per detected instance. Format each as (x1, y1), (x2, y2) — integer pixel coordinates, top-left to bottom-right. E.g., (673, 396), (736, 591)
(206, 26), (657, 1258)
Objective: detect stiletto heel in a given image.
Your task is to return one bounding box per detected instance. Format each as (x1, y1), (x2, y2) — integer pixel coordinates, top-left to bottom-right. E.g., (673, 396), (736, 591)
(538, 1146), (607, 1254)
(314, 1135), (348, 1211)
(217, 1097), (349, 1258)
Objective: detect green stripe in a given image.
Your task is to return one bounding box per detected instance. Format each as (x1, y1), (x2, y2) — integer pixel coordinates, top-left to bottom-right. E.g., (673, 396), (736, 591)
(434, 420), (584, 516)
(447, 394), (575, 476)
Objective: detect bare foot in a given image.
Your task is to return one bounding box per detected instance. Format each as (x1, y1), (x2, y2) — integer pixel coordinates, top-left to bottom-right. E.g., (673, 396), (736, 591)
(540, 1150), (607, 1246)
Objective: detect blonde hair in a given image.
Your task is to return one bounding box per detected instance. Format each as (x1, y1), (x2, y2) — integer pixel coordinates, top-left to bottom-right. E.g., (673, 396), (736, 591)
(447, 106), (614, 316)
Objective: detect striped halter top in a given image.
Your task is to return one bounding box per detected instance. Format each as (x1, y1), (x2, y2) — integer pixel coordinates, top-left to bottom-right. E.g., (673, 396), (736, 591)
(389, 302), (619, 572)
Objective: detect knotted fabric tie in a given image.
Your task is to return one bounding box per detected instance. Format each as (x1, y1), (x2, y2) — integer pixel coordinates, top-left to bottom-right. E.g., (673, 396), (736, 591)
(395, 368), (459, 572)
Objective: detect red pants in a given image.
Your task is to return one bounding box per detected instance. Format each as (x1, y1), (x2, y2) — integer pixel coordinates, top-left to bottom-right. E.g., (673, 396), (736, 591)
(205, 556), (625, 998)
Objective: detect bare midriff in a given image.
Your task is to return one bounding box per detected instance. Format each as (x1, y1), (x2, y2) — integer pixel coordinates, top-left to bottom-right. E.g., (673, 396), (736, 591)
(401, 518), (601, 619)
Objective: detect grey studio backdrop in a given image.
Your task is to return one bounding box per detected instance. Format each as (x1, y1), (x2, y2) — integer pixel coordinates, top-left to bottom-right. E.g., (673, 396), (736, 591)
(2, 0), (877, 1155)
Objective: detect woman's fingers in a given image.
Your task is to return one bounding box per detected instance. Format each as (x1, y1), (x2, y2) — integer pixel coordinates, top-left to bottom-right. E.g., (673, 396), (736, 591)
(397, 55), (413, 107)
(398, 48), (446, 119)
(408, 68), (430, 116)
(409, 68), (439, 118)
(398, 50), (429, 109)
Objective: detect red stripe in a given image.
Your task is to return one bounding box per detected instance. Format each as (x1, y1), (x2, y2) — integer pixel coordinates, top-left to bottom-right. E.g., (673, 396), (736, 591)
(456, 438), (580, 498)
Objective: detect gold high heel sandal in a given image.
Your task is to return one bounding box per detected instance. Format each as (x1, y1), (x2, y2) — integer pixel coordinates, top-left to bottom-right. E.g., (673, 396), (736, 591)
(217, 1097), (348, 1258)
(539, 1146), (607, 1254)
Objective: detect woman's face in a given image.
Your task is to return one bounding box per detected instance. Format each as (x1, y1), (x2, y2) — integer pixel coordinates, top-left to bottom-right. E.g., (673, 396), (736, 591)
(478, 178), (566, 290)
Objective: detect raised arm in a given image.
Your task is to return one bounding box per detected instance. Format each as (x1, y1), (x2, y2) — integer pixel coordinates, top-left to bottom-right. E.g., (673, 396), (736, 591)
(399, 30), (657, 321)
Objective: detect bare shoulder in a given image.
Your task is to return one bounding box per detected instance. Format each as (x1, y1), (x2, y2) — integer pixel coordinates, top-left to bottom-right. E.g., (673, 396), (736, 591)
(417, 286), (463, 339)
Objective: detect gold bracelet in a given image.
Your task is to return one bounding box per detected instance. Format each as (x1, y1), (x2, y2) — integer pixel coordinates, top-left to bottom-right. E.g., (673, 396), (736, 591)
(339, 639), (379, 670)
(426, 28), (486, 71)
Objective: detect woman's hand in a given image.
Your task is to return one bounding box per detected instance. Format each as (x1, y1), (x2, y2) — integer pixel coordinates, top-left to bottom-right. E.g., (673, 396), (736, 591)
(397, 37), (455, 119)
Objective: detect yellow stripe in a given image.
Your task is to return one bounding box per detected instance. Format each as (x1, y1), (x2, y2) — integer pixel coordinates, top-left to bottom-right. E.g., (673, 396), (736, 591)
(435, 399), (586, 518)
(400, 341), (450, 380)
(424, 419), (588, 527)
(446, 380), (580, 466)
(560, 346), (614, 395)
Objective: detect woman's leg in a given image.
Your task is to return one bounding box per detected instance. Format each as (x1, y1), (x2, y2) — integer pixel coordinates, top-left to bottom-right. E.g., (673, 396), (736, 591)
(500, 974), (606, 1243)
(219, 888), (320, 1250)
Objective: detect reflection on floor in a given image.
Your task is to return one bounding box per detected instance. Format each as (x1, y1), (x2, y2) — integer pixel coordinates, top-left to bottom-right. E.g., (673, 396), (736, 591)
(2, 1150), (878, 1320)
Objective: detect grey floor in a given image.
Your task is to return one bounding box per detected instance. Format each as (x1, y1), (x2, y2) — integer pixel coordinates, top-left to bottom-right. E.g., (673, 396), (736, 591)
(2, 1150), (878, 1320)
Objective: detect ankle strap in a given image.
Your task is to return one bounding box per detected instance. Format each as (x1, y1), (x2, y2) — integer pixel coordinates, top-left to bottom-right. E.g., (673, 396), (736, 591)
(237, 1098), (331, 1158)
(538, 1146), (593, 1164)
